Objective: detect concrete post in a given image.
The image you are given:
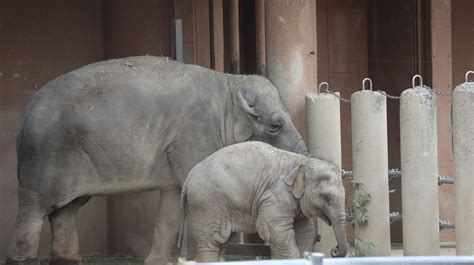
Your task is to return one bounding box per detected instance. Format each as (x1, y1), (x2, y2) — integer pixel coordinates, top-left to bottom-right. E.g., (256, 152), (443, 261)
(265, 0), (317, 137)
(400, 85), (440, 255)
(351, 88), (391, 256)
(453, 79), (474, 255)
(305, 85), (341, 257)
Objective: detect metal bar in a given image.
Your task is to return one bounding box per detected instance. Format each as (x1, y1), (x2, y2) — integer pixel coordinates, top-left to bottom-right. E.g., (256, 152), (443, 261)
(229, 0), (240, 74)
(171, 19), (183, 62)
(255, 0), (265, 75)
(342, 169), (454, 185)
(322, 256), (474, 264)
(189, 255), (474, 265)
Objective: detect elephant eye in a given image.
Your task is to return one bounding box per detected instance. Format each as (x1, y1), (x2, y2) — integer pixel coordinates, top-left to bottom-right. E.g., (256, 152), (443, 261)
(267, 123), (282, 134)
(320, 194), (331, 203)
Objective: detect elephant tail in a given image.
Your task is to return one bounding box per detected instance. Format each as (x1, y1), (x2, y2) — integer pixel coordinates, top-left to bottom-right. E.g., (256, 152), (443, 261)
(177, 184), (188, 249)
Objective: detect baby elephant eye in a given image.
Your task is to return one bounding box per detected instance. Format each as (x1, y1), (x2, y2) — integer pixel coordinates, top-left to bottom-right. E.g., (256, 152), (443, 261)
(320, 194), (331, 203)
(267, 123), (282, 134)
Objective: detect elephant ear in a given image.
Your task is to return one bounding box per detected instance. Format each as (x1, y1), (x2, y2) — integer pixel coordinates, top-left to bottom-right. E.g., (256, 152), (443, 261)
(233, 87), (259, 142)
(284, 164), (308, 199)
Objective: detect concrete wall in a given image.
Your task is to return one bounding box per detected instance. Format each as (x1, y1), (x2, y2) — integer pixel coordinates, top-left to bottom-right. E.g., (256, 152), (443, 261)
(316, 0), (369, 243)
(452, 1), (474, 86)
(367, 0), (419, 244)
(102, 0), (174, 255)
(0, 0), (107, 259)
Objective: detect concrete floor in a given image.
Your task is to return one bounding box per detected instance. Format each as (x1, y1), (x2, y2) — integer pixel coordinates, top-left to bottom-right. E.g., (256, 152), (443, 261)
(389, 244), (456, 256)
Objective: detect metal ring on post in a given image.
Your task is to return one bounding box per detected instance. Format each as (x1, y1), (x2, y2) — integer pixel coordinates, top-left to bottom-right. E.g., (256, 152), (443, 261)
(465, 71), (474, 83)
(362, 78), (373, 91)
(412, 74), (423, 89)
(318, 82), (329, 94)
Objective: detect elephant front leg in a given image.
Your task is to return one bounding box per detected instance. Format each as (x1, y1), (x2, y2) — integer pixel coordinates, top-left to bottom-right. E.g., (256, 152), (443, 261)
(294, 217), (316, 257)
(256, 217), (299, 259)
(269, 230), (300, 259)
(145, 188), (181, 265)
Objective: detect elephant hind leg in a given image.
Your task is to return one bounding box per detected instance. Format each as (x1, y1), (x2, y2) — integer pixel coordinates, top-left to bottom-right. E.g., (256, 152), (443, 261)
(145, 188), (181, 265)
(48, 196), (91, 265)
(6, 205), (46, 265)
(196, 249), (220, 263)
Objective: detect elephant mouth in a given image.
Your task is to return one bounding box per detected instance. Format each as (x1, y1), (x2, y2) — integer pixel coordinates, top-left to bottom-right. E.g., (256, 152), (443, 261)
(319, 212), (332, 226)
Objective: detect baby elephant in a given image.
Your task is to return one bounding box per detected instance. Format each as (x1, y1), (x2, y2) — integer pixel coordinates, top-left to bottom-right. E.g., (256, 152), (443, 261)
(180, 141), (348, 262)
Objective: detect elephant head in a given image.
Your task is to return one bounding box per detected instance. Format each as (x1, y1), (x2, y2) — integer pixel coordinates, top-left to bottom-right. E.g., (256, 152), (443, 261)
(230, 75), (308, 155)
(284, 161), (348, 257)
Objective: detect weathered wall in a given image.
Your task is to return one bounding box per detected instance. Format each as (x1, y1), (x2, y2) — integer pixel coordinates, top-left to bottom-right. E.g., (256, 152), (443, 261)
(102, 0), (174, 255)
(316, 0), (369, 243)
(452, 1), (474, 86)
(367, 0), (419, 244)
(0, 0), (106, 260)
(102, 0), (173, 59)
(431, 0), (455, 243)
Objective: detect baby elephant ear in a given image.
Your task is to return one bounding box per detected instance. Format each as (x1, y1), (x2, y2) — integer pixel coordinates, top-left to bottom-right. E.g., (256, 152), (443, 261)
(284, 164), (309, 199)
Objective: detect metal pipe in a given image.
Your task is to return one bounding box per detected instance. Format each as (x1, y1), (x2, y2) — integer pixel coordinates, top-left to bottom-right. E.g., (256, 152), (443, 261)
(255, 0), (265, 76)
(342, 170), (454, 185)
(189, 255), (474, 265)
(439, 219), (456, 230)
(229, 0), (240, 74)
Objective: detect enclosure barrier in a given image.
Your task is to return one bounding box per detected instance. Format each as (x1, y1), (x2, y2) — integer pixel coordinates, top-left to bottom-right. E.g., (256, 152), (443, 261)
(400, 75), (440, 255)
(191, 253), (474, 265)
(453, 71), (474, 255)
(342, 169), (454, 185)
(350, 78), (391, 255)
(304, 73), (474, 257)
(305, 82), (341, 256)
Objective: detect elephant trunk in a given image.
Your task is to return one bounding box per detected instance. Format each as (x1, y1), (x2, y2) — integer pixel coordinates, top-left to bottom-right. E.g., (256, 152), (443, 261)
(330, 210), (348, 258)
(294, 138), (308, 156)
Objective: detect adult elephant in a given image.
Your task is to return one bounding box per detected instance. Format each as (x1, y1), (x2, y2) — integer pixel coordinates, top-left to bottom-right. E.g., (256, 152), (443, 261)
(6, 56), (308, 265)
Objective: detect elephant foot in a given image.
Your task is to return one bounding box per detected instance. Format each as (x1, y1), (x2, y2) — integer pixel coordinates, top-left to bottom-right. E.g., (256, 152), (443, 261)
(49, 258), (83, 265)
(144, 255), (169, 265)
(4, 258), (41, 265)
(314, 232), (321, 243)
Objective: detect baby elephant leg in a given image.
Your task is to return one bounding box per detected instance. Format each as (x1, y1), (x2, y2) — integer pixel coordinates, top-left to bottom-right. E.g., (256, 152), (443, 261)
(294, 217), (316, 257)
(256, 217), (299, 259)
(190, 214), (230, 262)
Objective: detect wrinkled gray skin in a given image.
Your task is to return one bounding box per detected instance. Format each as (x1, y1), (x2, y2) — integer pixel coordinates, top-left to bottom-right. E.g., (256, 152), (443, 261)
(181, 142), (348, 262)
(6, 56), (307, 265)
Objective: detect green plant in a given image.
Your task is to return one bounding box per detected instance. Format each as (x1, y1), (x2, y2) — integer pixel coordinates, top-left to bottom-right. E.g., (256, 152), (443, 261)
(353, 238), (376, 257)
(352, 182), (371, 226)
(350, 182), (376, 257)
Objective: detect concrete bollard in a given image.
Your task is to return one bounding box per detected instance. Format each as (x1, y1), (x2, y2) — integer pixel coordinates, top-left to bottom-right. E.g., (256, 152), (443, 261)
(351, 81), (391, 256)
(453, 73), (474, 255)
(400, 80), (440, 255)
(305, 83), (341, 257)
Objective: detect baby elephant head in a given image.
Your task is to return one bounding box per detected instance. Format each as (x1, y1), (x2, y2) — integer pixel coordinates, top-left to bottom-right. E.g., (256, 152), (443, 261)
(284, 161), (348, 257)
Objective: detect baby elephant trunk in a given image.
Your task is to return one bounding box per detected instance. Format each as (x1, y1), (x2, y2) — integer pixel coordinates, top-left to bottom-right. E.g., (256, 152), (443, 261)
(330, 210), (348, 258)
